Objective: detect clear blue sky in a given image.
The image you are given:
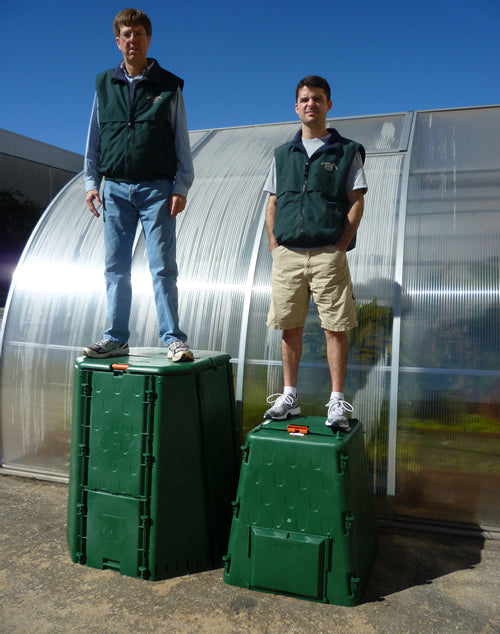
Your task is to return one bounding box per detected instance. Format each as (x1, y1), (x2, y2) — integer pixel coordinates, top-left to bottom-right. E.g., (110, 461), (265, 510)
(3, 0), (499, 155)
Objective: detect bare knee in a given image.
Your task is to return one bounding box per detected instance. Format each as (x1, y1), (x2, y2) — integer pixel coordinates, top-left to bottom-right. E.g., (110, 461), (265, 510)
(283, 326), (303, 343)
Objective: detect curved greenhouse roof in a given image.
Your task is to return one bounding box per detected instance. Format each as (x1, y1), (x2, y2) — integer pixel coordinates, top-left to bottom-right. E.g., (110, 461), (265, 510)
(1, 106), (499, 531)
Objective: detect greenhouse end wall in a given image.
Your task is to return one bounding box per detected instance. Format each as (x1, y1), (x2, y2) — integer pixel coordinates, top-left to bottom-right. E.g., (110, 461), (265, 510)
(0, 107), (499, 532)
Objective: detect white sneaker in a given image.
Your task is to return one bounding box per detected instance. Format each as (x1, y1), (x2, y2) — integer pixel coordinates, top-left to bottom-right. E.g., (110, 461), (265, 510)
(167, 340), (194, 362)
(325, 398), (353, 431)
(82, 338), (129, 359)
(264, 393), (301, 420)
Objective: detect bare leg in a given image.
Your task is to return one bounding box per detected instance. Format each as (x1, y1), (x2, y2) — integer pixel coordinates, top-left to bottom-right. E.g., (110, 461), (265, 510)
(324, 329), (348, 393)
(282, 327), (303, 387)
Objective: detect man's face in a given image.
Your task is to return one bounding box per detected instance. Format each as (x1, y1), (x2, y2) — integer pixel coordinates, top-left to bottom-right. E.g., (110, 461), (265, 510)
(295, 85), (332, 127)
(116, 24), (151, 67)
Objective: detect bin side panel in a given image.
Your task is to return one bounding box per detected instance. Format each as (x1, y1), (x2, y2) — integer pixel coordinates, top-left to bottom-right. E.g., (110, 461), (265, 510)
(148, 373), (213, 580)
(337, 423), (378, 602)
(251, 527), (328, 601)
(67, 366), (91, 563)
(87, 372), (149, 497)
(197, 360), (239, 559)
(237, 433), (345, 536)
(85, 491), (147, 578)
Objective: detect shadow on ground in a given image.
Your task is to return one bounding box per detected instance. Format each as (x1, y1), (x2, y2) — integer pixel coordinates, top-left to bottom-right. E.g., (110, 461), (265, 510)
(364, 527), (484, 603)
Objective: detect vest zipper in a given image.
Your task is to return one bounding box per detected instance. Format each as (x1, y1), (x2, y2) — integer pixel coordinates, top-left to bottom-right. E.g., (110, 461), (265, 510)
(126, 80), (139, 179)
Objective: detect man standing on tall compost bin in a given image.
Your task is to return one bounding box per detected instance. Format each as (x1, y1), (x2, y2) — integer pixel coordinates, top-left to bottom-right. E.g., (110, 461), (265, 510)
(83, 8), (194, 362)
(263, 75), (367, 430)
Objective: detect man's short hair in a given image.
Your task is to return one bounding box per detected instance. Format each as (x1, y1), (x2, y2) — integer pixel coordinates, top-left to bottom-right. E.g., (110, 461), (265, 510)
(113, 8), (152, 37)
(295, 75), (331, 102)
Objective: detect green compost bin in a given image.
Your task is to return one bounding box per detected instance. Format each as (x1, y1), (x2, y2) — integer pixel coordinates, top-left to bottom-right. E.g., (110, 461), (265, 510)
(67, 351), (239, 580)
(223, 417), (377, 606)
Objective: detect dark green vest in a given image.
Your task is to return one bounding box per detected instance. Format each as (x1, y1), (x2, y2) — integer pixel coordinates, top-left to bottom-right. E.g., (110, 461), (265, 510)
(96, 60), (182, 183)
(274, 129), (364, 249)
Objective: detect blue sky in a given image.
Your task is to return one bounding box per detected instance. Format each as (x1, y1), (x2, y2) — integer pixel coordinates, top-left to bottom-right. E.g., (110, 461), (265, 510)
(3, 0), (499, 155)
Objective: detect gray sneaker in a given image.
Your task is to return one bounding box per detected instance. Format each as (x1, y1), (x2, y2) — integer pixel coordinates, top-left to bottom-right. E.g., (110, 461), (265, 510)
(82, 338), (129, 359)
(167, 340), (194, 362)
(264, 393), (301, 420)
(325, 398), (353, 431)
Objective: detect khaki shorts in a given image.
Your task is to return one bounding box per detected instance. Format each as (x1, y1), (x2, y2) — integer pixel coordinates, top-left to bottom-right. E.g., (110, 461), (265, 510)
(267, 245), (358, 332)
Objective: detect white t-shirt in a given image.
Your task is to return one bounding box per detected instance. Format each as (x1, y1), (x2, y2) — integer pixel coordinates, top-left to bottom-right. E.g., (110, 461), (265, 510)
(263, 136), (367, 195)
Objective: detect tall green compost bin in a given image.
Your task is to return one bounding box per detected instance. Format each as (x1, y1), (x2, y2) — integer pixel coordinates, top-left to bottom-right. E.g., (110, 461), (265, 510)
(67, 351), (238, 580)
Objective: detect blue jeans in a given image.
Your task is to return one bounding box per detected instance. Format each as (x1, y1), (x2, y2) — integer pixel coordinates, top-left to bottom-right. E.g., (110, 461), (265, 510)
(102, 179), (187, 346)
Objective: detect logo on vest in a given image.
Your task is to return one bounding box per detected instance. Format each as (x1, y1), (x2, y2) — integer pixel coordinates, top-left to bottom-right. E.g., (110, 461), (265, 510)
(321, 161), (338, 172)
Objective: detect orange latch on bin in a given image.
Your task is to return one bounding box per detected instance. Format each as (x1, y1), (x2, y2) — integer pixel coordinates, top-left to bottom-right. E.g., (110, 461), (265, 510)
(111, 363), (129, 371)
(287, 424), (310, 435)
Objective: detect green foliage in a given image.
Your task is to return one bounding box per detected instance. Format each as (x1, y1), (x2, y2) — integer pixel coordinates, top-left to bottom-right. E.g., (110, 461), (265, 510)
(349, 299), (393, 365)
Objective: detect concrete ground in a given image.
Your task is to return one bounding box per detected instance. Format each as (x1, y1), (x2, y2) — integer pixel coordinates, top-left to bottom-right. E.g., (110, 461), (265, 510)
(0, 474), (499, 633)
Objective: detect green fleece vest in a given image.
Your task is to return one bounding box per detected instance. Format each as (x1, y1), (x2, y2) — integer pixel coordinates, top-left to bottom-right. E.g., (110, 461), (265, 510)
(96, 67), (180, 183)
(274, 131), (363, 248)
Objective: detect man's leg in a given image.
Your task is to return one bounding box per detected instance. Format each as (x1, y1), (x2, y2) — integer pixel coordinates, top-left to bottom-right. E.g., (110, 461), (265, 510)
(136, 181), (188, 347)
(309, 245), (357, 429)
(324, 329), (348, 393)
(324, 329), (353, 429)
(263, 326), (303, 420)
(264, 247), (308, 419)
(83, 181), (136, 357)
(102, 181), (137, 343)
(282, 326), (304, 387)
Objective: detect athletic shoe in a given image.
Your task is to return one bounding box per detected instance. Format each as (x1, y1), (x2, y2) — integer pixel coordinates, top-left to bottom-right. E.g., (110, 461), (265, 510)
(264, 393), (301, 420)
(82, 338), (129, 359)
(167, 340), (194, 362)
(325, 398), (354, 431)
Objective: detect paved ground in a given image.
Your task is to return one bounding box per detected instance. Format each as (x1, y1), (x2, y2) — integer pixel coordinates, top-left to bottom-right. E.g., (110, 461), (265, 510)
(0, 474), (499, 633)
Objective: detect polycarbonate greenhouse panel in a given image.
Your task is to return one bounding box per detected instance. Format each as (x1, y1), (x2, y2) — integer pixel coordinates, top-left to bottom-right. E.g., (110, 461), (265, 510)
(395, 108), (500, 527)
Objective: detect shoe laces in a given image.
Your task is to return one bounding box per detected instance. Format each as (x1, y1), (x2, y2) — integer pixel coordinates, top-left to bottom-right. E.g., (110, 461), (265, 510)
(96, 338), (113, 347)
(169, 340), (185, 351)
(326, 399), (354, 417)
(266, 393), (295, 406)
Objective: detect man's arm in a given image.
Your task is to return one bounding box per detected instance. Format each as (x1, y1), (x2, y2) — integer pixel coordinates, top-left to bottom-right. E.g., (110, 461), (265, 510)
(84, 93), (103, 218)
(265, 194), (279, 251)
(335, 189), (365, 252)
(170, 87), (194, 217)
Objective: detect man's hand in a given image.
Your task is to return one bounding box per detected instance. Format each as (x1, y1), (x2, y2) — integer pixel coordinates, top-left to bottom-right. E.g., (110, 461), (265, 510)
(170, 194), (187, 218)
(86, 189), (102, 218)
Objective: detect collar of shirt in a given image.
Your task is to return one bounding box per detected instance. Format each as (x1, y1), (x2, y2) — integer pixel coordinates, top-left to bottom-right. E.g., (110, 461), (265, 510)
(120, 59), (154, 84)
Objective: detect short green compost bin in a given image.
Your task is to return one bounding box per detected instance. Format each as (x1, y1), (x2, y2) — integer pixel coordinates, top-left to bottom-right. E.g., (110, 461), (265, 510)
(67, 350), (239, 580)
(223, 417), (377, 606)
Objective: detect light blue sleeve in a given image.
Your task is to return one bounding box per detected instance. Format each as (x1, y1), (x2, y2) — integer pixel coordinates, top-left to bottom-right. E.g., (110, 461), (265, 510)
(83, 93), (102, 192)
(171, 87), (194, 197)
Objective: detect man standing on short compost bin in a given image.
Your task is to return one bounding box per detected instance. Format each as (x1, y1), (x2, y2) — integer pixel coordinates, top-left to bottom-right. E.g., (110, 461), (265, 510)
(263, 75), (367, 430)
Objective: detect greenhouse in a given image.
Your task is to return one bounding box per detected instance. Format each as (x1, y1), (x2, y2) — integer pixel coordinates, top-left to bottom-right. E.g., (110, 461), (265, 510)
(0, 106), (499, 533)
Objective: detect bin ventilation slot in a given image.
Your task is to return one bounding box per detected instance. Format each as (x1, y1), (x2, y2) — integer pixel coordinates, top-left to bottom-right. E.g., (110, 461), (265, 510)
(102, 558), (121, 571)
